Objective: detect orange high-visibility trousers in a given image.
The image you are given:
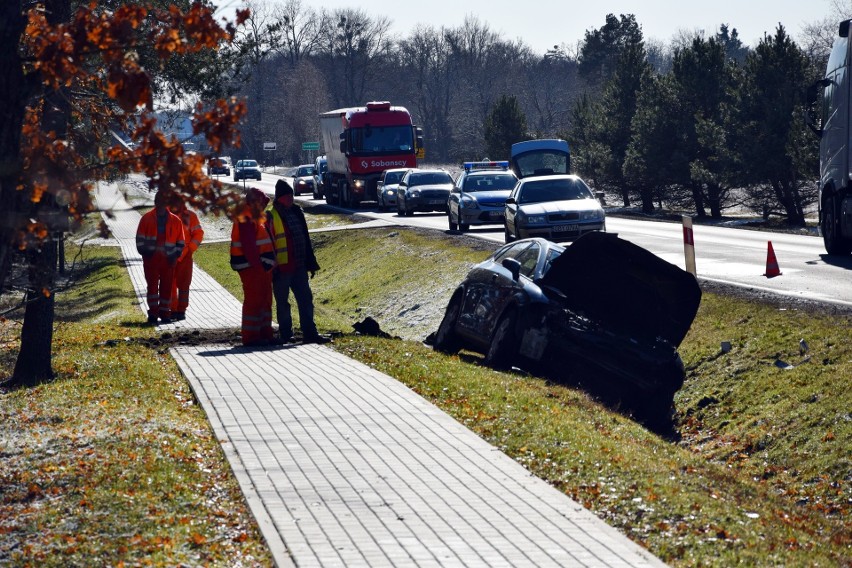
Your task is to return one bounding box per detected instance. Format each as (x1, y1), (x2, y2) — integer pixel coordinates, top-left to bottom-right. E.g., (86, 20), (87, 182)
(170, 254), (194, 314)
(238, 265), (273, 345)
(143, 252), (176, 319)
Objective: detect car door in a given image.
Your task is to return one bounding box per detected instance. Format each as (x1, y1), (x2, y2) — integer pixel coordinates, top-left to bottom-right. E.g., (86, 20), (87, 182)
(504, 181), (522, 235)
(398, 172), (410, 207)
(457, 242), (532, 345)
(449, 172), (465, 221)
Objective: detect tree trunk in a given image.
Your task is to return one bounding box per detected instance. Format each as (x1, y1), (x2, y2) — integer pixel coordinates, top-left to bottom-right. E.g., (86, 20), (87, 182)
(708, 183), (722, 219)
(638, 187), (655, 214)
(691, 184), (707, 218)
(773, 180), (805, 226)
(0, 3), (28, 293)
(12, 241), (57, 386)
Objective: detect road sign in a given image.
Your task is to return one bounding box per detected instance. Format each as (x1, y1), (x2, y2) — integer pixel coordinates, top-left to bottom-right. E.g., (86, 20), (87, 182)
(302, 142), (320, 151)
(263, 142), (276, 151)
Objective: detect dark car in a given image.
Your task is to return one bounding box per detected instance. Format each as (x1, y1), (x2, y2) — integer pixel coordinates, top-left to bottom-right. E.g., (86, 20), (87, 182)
(293, 164), (316, 196)
(234, 159), (262, 181)
(397, 169), (454, 216)
(448, 161), (518, 231)
(432, 233), (701, 421)
(208, 157), (230, 176)
(313, 156), (327, 199)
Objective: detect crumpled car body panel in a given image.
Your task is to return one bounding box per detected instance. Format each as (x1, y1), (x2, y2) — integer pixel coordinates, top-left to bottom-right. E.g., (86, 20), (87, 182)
(434, 233), (701, 411)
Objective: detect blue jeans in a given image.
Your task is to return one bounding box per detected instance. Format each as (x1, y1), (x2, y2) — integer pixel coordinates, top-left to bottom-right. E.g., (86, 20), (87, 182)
(272, 268), (318, 339)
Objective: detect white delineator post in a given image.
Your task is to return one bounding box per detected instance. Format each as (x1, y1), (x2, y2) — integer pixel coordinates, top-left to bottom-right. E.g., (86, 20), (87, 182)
(682, 215), (697, 276)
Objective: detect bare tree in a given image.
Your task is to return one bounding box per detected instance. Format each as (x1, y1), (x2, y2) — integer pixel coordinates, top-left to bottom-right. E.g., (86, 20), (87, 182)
(230, 0), (286, 157)
(316, 8), (393, 107)
(399, 25), (456, 161)
(275, 0), (324, 67)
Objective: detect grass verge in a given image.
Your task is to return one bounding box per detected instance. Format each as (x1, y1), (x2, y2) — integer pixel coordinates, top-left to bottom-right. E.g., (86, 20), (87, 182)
(2, 216), (849, 566)
(196, 222), (852, 566)
(0, 246), (271, 566)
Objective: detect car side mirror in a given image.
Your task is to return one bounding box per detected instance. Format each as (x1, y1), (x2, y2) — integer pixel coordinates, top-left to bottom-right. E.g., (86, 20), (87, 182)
(505, 197), (516, 205)
(501, 258), (522, 281)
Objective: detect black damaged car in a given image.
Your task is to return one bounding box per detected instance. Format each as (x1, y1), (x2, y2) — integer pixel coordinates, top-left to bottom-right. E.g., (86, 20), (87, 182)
(433, 232), (702, 420)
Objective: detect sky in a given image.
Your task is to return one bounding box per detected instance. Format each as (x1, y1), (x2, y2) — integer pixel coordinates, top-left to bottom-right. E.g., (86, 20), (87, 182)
(215, 0), (836, 55)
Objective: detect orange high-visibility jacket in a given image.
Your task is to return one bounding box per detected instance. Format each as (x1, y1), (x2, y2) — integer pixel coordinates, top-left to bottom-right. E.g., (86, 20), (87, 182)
(176, 209), (204, 261)
(136, 208), (186, 263)
(230, 209), (276, 271)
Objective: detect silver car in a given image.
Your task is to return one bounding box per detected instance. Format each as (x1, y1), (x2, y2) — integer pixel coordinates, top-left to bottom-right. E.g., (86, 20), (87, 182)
(397, 169), (454, 216)
(377, 168), (409, 211)
(504, 174), (605, 243)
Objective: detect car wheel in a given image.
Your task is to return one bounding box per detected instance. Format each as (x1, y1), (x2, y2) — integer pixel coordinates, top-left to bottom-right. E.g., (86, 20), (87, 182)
(459, 222), (469, 232)
(433, 293), (463, 354)
(258, 175), (262, 181)
(484, 310), (519, 370)
(448, 213), (458, 231)
(406, 207), (414, 217)
(504, 225), (515, 243)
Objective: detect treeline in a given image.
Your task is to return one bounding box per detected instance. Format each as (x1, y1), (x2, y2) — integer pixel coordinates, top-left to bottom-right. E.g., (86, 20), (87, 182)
(221, 2), (836, 224)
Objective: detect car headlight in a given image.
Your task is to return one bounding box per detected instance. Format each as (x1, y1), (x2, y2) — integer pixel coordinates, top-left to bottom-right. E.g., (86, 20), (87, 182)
(297, 179), (306, 185)
(460, 195), (479, 209)
(386, 190), (395, 196)
(354, 179), (365, 188)
(580, 208), (604, 221)
(409, 189), (421, 197)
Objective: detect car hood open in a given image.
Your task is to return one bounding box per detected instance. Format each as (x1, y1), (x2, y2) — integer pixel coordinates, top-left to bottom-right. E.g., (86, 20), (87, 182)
(540, 231), (701, 347)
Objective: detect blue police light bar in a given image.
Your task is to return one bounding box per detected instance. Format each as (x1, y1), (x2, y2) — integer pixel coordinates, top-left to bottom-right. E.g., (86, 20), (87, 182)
(463, 160), (510, 171)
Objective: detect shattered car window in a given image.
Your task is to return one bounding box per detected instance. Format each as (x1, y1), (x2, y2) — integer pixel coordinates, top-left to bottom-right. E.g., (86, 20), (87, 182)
(543, 248), (562, 276)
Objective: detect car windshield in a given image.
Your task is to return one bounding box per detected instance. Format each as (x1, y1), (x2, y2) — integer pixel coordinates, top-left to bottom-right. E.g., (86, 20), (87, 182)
(518, 178), (594, 204)
(514, 151), (569, 178)
(298, 166), (315, 176)
(384, 171), (405, 184)
(241, 160), (258, 168)
(350, 126), (413, 154)
(462, 173), (516, 192)
(410, 172), (453, 186)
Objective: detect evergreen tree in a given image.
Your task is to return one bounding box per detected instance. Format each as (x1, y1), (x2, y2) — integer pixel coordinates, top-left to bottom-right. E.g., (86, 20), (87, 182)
(736, 26), (818, 225)
(483, 95), (527, 160)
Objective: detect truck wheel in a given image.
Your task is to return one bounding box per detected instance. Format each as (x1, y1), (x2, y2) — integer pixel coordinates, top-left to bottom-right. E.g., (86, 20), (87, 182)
(822, 197), (852, 255)
(484, 310), (519, 371)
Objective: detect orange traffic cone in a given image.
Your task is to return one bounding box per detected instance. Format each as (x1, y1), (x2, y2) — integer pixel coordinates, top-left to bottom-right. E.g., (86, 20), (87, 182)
(764, 241), (782, 278)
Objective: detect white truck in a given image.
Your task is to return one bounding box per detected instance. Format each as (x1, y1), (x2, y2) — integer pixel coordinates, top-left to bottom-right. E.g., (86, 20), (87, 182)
(809, 19), (852, 254)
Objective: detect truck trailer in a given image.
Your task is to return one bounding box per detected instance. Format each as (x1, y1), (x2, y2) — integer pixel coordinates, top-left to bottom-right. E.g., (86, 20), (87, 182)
(809, 19), (852, 255)
(319, 101), (423, 208)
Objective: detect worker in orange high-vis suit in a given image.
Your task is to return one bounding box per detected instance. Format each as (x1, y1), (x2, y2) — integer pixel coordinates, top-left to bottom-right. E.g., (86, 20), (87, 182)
(170, 200), (204, 321)
(136, 191), (186, 324)
(230, 188), (276, 346)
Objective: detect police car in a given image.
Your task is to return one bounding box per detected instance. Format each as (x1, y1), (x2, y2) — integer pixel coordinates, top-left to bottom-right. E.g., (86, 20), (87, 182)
(447, 161), (518, 231)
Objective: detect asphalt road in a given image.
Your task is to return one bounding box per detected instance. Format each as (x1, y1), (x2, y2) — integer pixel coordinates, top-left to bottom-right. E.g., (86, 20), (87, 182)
(214, 170), (852, 308)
